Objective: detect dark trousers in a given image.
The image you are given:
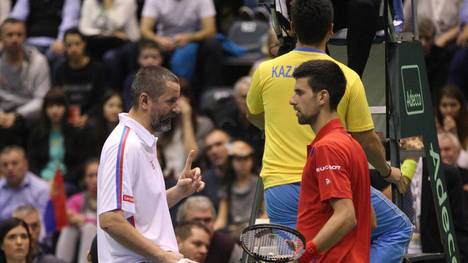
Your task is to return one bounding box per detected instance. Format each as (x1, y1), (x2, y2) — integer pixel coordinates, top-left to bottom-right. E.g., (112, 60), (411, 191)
(332, 0), (382, 77)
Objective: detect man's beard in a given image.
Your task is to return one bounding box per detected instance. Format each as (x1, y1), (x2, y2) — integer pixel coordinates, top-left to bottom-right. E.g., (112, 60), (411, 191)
(151, 112), (177, 132)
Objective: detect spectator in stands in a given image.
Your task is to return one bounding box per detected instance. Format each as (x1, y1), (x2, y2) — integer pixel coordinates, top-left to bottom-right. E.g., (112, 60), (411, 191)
(56, 159), (98, 263)
(438, 132), (468, 210)
(404, 0), (461, 49)
(448, 0), (468, 99)
(0, 217), (32, 263)
(176, 196), (242, 263)
(0, 18), (50, 150)
(9, 0), (80, 57)
(83, 90), (123, 157)
(199, 129), (231, 210)
(54, 28), (106, 128)
(222, 76), (263, 163)
(0, 145), (49, 222)
(436, 85), (468, 149)
(418, 16), (451, 105)
(27, 88), (82, 193)
(79, 0), (140, 60)
(12, 205), (65, 263)
(439, 132), (468, 169)
(175, 222), (211, 263)
(123, 39), (164, 111)
(214, 140), (262, 240)
(140, 0), (223, 88)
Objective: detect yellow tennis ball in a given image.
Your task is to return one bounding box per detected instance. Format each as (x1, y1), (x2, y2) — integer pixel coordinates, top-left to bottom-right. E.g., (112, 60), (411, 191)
(401, 159), (417, 180)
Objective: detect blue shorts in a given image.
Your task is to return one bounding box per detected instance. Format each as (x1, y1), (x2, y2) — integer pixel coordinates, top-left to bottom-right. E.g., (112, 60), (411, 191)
(264, 183), (413, 263)
(264, 183), (300, 229)
(370, 187), (413, 263)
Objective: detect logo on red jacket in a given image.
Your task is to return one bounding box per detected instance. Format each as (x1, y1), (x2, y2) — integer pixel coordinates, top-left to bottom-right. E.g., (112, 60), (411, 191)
(316, 165), (341, 173)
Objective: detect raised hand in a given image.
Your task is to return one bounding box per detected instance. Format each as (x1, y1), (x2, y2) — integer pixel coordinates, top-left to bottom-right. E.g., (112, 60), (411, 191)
(176, 150), (205, 197)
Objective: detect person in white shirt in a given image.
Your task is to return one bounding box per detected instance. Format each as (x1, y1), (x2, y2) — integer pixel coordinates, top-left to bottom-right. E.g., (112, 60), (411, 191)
(97, 66), (205, 263)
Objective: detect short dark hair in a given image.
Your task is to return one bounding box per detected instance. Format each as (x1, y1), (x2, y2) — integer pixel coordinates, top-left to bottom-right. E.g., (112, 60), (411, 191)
(63, 27), (85, 42)
(293, 60), (346, 111)
(131, 66), (179, 107)
(138, 39), (162, 57)
(175, 222), (210, 241)
(0, 18), (25, 35)
(290, 0), (334, 45)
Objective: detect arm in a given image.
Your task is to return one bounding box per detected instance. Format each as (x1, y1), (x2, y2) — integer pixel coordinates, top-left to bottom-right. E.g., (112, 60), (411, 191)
(214, 197), (228, 230)
(246, 112), (265, 130)
(140, 16), (175, 51)
(435, 26), (460, 47)
(17, 55), (51, 120)
(173, 16), (216, 47)
(104, 1), (137, 32)
(246, 69), (265, 129)
(79, 0), (101, 36)
(9, 0), (29, 20)
(100, 210), (183, 262)
(350, 130), (408, 193)
(303, 198), (356, 260)
(179, 97), (199, 154)
(58, 0), (80, 40)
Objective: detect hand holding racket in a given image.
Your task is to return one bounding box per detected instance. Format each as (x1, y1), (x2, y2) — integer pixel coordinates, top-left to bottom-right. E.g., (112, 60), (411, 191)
(240, 224), (306, 262)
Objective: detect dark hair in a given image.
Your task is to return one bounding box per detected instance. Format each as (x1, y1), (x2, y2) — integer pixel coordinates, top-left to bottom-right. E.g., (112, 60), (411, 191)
(63, 27), (85, 42)
(131, 66), (179, 107)
(0, 218), (32, 263)
(436, 85), (468, 146)
(0, 18), (25, 35)
(293, 60), (347, 111)
(175, 222), (211, 241)
(138, 39), (162, 57)
(92, 90), (123, 150)
(39, 88), (69, 132)
(290, 0), (333, 45)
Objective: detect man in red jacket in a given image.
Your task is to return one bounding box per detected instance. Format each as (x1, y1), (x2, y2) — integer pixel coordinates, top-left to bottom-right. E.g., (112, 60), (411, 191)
(290, 60), (371, 262)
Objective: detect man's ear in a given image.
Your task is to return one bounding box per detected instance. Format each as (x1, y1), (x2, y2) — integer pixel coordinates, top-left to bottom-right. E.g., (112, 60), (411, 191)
(318, 90), (329, 106)
(139, 93), (149, 110)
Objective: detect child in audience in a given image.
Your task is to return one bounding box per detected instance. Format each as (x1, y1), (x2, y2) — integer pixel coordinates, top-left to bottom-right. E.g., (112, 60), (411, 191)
(55, 159), (98, 263)
(123, 39), (164, 110)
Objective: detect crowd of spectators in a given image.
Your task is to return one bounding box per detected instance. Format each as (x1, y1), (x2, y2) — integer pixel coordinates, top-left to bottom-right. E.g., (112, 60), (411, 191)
(0, 0), (467, 262)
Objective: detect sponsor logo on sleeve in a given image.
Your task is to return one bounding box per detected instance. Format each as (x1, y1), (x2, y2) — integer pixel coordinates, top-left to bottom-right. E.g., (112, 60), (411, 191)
(123, 195), (134, 203)
(316, 165), (341, 173)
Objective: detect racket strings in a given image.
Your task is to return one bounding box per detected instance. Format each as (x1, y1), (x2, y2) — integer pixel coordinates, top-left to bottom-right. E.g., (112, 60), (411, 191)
(241, 228), (304, 261)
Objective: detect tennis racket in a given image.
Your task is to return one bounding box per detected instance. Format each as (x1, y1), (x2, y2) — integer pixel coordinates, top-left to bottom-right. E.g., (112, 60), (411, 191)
(239, 223), (306, 262)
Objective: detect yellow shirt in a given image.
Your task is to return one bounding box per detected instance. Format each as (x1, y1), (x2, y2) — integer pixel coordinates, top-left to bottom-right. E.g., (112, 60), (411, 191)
(247, 49), (374, 189)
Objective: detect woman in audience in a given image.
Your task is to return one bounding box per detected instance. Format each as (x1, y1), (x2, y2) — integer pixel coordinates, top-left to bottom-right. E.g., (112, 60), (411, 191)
(27, 88), (82, 193)
(214, 140), (263, 240)
(436, 85), (468, 149)
(56, 159), (98, 263)
(0, 218), (32, 263)
(84, 91), (123, 157)
(79, 0), (140, 59)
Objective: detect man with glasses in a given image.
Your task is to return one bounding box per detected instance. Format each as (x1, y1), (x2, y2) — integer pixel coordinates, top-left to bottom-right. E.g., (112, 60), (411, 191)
(199, 129), (231, 210)
(176, 196), (242, 263)
(13, 204), (65, 263)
